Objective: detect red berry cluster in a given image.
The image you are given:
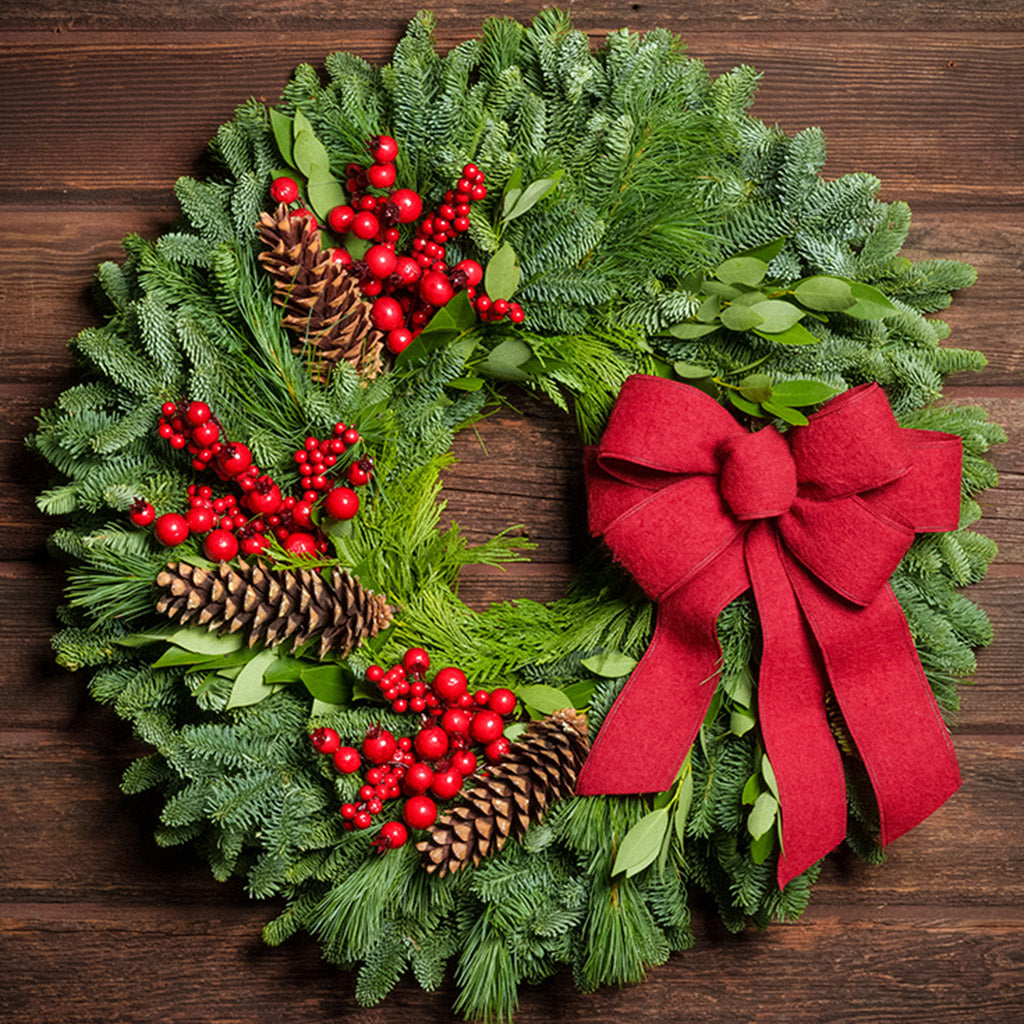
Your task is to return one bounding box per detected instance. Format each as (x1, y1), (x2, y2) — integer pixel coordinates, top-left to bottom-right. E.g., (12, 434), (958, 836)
(269, 134), (523, 357)
(308, 647), (517, 851)
(133, 400), (371, 561)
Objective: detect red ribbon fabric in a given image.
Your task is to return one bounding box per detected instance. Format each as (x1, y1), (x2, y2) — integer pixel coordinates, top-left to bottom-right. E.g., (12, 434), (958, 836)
(576, 375), (964, 887)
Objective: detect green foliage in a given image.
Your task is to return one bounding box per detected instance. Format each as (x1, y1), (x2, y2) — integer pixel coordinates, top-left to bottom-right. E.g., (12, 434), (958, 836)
(30, 9), (1002, 1022)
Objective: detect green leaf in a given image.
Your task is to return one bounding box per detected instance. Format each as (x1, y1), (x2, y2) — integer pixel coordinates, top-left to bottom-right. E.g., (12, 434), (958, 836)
(263, 656), (308, 684)
(741, 772), (762, 806)
(502, 187), (523, 219)
(747, 791), (779, 839)
(746, 299), (805, 333)
(269, 108), (294, 167)
(769, 380), (839, 407)
(484, 242), (521, 300)
(730, 706), (756, 736)
(500, 166), (524, 218)
(702, 281), (743, 300)
(580, 651), (638, 678)
(665, 322), (718, 340)
(300, 664), (354, 705)
(562, 680), (596, 709)
(477, 338), (533, 381)
(612, 807), (670, 878)
(792, 275), (855, 311)
(715, 256), (768, 287)
(504, 170), (563, 222)
(719, 303), (765, 332)
(843, 280), (901, 319)
(728, 392), (764, 417)
(306, 175), (348, 222)
(504, 721), (529, 742)
(730, 289), (769, 307)
(721, 664), (753, 707)
(226, 649), (279, 709)
(115, 626), (177, 647)
(673, 361), (715, 379)
(750, 827), (776, 864)
(695, 294), (720, 322)
(446, 376), (485, 391)
(738, 373), (772, 403)
(516, 683), (572, 716)
(674, 769), (694, 849)
(752, 321), (820, 346)
(311, 697), (344, 716)
(738, 236), (786, 263)
(166, 627), (245, 656)
(761, 754), (780, 800)
(763, 400), (809, 426)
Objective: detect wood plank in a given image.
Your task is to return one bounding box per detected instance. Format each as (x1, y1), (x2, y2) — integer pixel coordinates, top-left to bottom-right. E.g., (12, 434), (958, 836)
(0, 35), (1020, 206)
(1, 901), (1022, 1023)
(6, 1), (1023, 33)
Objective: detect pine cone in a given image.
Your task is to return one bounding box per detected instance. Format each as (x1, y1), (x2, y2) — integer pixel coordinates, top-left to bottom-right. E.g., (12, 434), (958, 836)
(256, 203), (385, 379)
(418, 708), (589, 876)
(154, 561), (394, 660)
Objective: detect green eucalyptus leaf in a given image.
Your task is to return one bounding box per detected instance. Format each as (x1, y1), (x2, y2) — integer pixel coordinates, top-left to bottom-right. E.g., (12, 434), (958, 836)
(746, 299), (805, 333)
(674, 769), (694, 850)
(741, 772), (762, 806)
(300, 664), (354, 705)
(166, 627), (246, 656)
(293, 130), (325, 179)
(515, 683), (572, 716)
(263, 656), (308, 684)
(728, 392), (764, 417)
(715, 256), (768, 287)
(673, 361), (715, 379)
(702, 281), (743, 300)
(311, 697), (344, 716)
(747, 791), (779, 839)
(562, 680), (596, 709)
(844, 280), (901, 319)
(446, 376), (485, 391)
(769, 380), (840, 407)
(763, 400), (809, 426)
(730, 289), (769, 307)
(752, 321), (820, 346)
(116, 626), (177, 647)
(306, 176), (348, 222)
(502, 187), (523, 219)
(730, 706), (756, 736)
(762, 754), (781, 800)
(269, 108), (295, 167)
(484, 242), (521, 300)
(695, 294), (720, 322)
(580, 650), (638, 677)
(738, 236), (787, 262)
(477, 338), (533, 381)
(721, 664), (753, 707)
(612, 807), (670, 878)
(720, 303), (765, 332)
(666, 322), (718, 340)
(505, 169), (563, 221)
(226, 648), (279, 709)
(750, 827), (776, 864)
(738, 373), (772, 402)
(792, 275), (855, 311)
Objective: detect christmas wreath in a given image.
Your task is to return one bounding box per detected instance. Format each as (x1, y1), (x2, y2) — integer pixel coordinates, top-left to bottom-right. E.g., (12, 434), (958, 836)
(32, 11), (1004, 1021)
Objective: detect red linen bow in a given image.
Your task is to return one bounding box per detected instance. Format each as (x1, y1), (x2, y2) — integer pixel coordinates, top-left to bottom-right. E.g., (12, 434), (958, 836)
(576, 375), (963, 887)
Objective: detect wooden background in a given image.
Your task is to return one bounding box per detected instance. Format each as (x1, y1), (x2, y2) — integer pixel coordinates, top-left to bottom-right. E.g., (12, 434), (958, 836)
(1, 2), (1021, 1021)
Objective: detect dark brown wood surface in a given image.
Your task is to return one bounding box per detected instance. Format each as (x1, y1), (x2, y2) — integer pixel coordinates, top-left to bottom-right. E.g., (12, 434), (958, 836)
(2, 3), (1022, 1021)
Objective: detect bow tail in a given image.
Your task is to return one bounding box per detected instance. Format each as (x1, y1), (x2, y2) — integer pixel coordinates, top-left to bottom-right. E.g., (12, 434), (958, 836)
(784, 554), (962, 847)
(746, 524), (848, 888)
(576, 537), (748, 796)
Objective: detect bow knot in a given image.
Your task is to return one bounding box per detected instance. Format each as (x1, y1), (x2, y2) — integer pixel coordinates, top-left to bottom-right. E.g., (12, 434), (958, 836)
(577, 375), (964, 887)
(718, 427), (797, 520)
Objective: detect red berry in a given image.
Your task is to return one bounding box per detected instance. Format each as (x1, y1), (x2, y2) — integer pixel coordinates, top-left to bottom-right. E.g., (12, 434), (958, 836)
(332, 746), (362, 773)
(474, 690), (490, 706)
(290, 500), (314, 528)
(463, 163), (481, 180)
(471, 184), (487, 200)
(368, 134), (398, 162)
(362, 728), (397, 765)
(347, 462), (370, 486)
(367, 162), (396, 189)
(354, 811), (373, 830)
(366, 244), (399, 279)
(371, 296), (404, 331)
(342, 428), (360, 446)
(475, 295), (491, 314)
(402, 795), (437, 829)
(470, 709), (505, 744)
(327, 205), (355, 233)
(309, 727), (341, 754)
(432, 666), (468, 703)
(390, 188), (422, 223)
(161, 401), (178, 418)
(450, 750), (478, 776)
(240, 534), (270, 555)
(484, 736), (511, 763)
(386, 328), (413, 355)
(245, 482), (282, 516)
(352, 211), (380, 240)
(217, 443), (252, 477)
(169, 433), (187, 449)
(430, 767), (463, 801)
(492, 298), (510, 316)
(323, 486), (359, 521)
(191, 422), (220, 448)
(203, 528), (239, 562)
(487, 688), (517, 716)
(414, 726), (449, 761)
(358, 195), (379, 211)
(270, 176), (300, 203)
(184, 401), (211, 426)
(283, 532), (317, 556)
(440, 708), (471, 736)
(328, 247), (352, 266)
(418, 271), (453, 307)
(154, 513), (189, 546)
(128, 500), (156, 527)
(508, 304), (525, 324)
(366, 665), (384, 684)
(455, 259), (483, 286)
(186, 506), (215, 534)
(292, 207), (318, 229)
(403, 647), (430, 674)
(402, 762), (434, 795)
(373, 820), (408, 852)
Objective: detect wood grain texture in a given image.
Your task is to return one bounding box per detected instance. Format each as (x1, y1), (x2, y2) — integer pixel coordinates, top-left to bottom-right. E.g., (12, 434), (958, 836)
(1, 3), (1022, 1022)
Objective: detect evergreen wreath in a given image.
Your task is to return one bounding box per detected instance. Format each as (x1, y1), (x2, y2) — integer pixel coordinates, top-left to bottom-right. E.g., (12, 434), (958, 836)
(31, 11), (1004, 1021)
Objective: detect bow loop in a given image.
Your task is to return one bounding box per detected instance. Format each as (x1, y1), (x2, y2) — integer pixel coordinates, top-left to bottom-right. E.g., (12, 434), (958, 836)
(718, 426), (797, 520)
